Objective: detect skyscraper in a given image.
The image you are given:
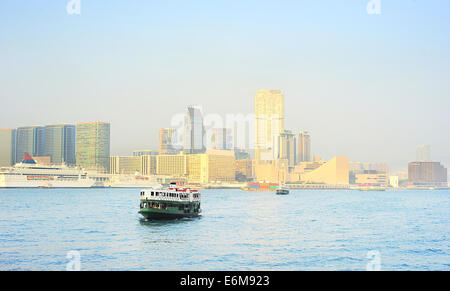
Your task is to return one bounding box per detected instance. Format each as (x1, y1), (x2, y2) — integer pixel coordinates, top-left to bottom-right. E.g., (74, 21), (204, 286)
(209, 128), (233, 150)
(183, 106), (205, 154)
(0, 129), (16, 167)
(44, 124), (76, 165)
(159, 128), (180, 155)
(76, 122), (111, 173)
(274, 130), (296, 168)
(255, 90), (284, 161)
(298, 131), (311, 163)
(15, 126), (45, 162)
(416, 145), (431, 162)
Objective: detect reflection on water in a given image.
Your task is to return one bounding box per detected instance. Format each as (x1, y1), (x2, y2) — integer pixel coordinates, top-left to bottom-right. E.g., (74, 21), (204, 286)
(0, 188), (449, 270)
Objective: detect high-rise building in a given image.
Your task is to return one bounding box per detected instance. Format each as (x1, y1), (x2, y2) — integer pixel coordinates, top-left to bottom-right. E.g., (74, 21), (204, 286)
(255, 90), (284, 161)
(76, 122), (111, 173)
(298, 131), (311, 163)
(159, 128), (180, 155)
(183, 106), (205, 154)
(416, 145), (431, 162)
(0, 129), (16, 167)
(209, 128), (233, 150)
(274, 130), (296, 168)
(44, 124), (76, 165)
(15, 126), (45, 162)
(408, 161), (447, 187)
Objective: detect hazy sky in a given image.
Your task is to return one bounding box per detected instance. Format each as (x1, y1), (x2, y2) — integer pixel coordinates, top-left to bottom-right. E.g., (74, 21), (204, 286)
(1, 0), (449, 172)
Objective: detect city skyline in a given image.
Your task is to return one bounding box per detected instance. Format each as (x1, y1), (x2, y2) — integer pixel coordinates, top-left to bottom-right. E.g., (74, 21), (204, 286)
(1, 106), (448, 176)
(1, 1), (449, 173)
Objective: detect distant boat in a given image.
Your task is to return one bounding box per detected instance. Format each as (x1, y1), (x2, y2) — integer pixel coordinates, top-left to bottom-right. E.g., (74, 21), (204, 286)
(242, 182), (279, 192)
(276, 188), (289, 195)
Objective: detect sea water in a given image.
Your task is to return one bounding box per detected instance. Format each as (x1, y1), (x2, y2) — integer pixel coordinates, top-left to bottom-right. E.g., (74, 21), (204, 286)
(0, 188), (449, 270)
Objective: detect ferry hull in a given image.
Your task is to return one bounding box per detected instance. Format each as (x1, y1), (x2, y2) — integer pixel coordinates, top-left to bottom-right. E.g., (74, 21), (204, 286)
(139, 209), (200, 220)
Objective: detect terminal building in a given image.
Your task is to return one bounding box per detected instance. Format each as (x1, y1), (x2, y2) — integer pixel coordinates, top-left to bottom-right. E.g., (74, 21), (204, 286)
(408, 161), (447, 187)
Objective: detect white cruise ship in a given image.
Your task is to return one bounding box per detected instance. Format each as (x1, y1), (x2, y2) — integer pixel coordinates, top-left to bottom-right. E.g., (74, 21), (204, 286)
(0, 155), (96, 188)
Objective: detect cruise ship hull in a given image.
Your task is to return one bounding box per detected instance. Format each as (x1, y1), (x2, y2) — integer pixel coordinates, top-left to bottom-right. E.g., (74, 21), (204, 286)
(0, 156), (97, 188)
(0, 175), (96, 188)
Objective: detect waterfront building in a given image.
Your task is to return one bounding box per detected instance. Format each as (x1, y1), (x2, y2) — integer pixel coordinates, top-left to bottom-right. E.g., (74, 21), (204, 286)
(0, 129), (16, 167)
(355, 170), (389, 186)
(235, 159), (253, 181)
(183, 106), (205, 154)
(254, 159), (289, 183)
(416, 145), (431, 162)
(274, 130), (296, 168)
(76, 122), (111, 173)
(186, 150), (236, 184)
(44, 124), (76, 165)
(408, 161), (447, 187)
(110, 156), (141, 175)
(133, 150), (158, 157)
(156, 154), (187, 177)
(298, 131), (311, 163)
(290, 160), (325, 182)
(140, 155), (157, 176)
(159, 128), (180, 155)
(349, 162), (389, 184)
(255, 90), (284, 161)
(300, 156), (349, 185)
(15, 126), (45, 162)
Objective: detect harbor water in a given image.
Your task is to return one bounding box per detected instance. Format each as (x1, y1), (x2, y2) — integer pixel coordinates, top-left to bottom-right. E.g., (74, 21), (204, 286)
(0, 189), (449, 270)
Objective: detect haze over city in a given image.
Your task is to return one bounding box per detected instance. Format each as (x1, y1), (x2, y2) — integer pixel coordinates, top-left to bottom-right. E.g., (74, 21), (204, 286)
(1, 1), (449, 172)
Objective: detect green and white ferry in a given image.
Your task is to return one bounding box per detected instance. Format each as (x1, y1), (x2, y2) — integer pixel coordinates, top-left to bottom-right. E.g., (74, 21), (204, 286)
(139, 185), (201, 220)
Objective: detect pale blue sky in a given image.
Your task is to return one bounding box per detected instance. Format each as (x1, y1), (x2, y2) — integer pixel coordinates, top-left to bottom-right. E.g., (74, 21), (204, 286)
(1, 0), (449, 172)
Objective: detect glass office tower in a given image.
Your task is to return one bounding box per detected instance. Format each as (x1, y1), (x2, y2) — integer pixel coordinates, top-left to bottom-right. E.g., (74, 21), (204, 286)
(15, 126), (45, 162)
(76, 122), (110, 173)
(45, 124), (76, 165)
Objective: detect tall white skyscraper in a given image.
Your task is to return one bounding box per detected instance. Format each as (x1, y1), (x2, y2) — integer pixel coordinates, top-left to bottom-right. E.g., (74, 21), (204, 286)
(254, 90), (284, 161)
